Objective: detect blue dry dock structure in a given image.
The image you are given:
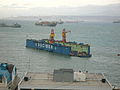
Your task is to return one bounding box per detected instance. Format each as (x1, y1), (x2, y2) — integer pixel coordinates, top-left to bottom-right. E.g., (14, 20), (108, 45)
(26, 29), (92, 57)
(0, 63), (20, 90)
(18, 68), (114, 90)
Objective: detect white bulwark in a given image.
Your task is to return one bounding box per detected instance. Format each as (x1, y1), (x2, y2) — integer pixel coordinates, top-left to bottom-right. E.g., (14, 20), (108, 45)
(18, 69), (113, 90)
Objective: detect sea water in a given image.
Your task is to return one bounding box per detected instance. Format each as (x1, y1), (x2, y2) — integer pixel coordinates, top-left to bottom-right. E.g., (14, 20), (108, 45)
(0, 16), (120, 87)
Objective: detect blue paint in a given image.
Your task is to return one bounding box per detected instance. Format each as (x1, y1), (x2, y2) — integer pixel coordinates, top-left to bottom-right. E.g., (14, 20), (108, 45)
(26, 39), (91, 57)
(0, 63), (11, 83)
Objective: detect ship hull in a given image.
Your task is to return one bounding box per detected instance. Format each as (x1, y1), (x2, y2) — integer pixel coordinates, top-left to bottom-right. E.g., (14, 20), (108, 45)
(26, 39), (92, 57)
(35, 21), (57, 27)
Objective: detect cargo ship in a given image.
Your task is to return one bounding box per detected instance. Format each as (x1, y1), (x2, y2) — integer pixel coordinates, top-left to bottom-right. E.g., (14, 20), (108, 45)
(35, 21), (57, 26)
(0, 23), (21, 28)
(113, 20), (120, 23)
(0, 63), (20, 90)
(26, 29), (92, 57)
(113, 19), (120, 23)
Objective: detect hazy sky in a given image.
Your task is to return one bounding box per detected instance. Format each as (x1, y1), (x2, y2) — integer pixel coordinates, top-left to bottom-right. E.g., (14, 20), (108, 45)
(0, 0), (120, 18)
(0, 0), (120, 8)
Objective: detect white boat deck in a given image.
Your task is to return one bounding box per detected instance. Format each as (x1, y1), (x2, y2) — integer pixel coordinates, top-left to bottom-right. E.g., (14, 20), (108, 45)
(18, 72), (113, 90)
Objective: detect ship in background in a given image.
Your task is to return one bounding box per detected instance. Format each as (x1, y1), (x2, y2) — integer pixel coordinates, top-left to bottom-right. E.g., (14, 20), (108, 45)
(35, 21), (57, 26)
(35, 18), (57, 27)
(35, 18), (65, 26)
(113, 19), (120, 23)
(0, 23), (21, 28)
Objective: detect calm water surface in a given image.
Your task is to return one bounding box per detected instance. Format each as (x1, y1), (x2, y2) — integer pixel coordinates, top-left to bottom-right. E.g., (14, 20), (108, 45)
(0, 16), (120, 87)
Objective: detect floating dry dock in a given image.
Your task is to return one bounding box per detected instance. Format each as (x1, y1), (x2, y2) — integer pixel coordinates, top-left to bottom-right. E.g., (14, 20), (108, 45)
(18, 69), (113, 90)
(26, 39), (91, 57)
(26, 29), (92, 57)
